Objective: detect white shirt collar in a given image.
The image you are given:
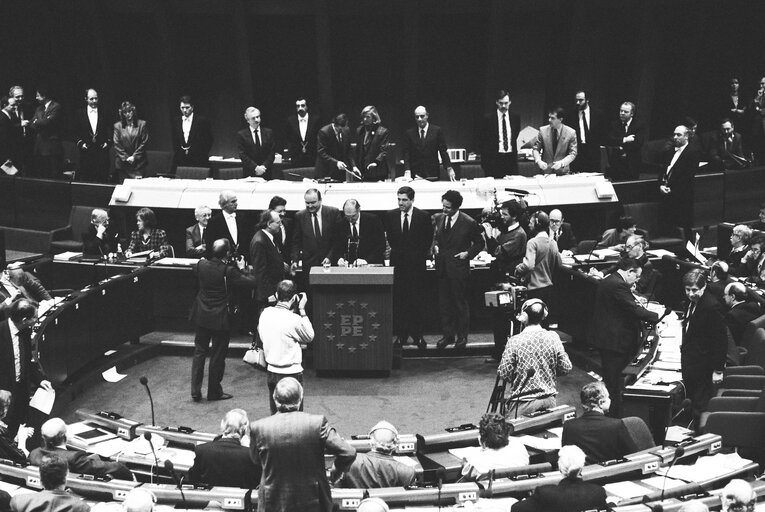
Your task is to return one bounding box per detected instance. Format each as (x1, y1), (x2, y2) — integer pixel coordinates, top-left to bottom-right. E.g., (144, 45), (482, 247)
(675, 141), (688, 153)
(263, 229), (275, 243)
(183, 113), (194, 123)
(447, 211), (460, 224)
(223, 211), (236, 219)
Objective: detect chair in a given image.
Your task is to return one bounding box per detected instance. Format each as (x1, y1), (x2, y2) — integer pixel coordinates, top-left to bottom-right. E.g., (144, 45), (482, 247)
(700, 383), (765, 459)
(49, 206), (97, 254)
(216, 168), (243, 180)
(622, 202), (686, 252)
(175, 166), (210, 180)
(145, 150), (174, 177)
(742, 316), (765, 369)
(622, 416), (656, 451)
(280, 166), (315, 181)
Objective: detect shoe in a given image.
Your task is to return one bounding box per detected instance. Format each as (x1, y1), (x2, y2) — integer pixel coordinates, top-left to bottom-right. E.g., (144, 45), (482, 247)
(455, 338), (468, 350)
(191, 395), (202, 402)
(436, 337), (454, 350)
(208, 393), (233, 401)
(414, 337), (427, 350)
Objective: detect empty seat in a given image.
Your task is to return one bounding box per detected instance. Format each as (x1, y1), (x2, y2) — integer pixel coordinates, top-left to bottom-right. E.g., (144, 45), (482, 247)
(175, 166), (211, 180)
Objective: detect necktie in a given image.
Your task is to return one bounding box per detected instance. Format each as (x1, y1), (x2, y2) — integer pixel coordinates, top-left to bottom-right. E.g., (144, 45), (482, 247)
(254, 130), (261, 149)
(684, 303), (695, 333)
(403, 213), (410, 236)
(445, 216), (452, 232)
(312, 212), (321, 237)
(552, 128), (559, 153)
(581, 111), (589, 141)
(336, 129), (343, 143)
(351, 222), (358, 239)
(13, 333), (22, 382)
(725, 137), (731, 152)
(364, 130), (371, 146)
(623, 121), (628, 135)
(502, 114), (509, 151)
(420, 129), (425, 143)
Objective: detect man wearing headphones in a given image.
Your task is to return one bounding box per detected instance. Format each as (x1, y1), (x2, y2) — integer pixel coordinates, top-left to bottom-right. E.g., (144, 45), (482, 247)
(338, 420), (416, 489)
(498, 298), (572, 417)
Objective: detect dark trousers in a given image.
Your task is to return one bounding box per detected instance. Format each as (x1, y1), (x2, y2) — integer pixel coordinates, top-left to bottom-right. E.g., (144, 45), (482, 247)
(572, 143), (601, 173)
(34, 152), (63, 179)
(393, 267), (426, 340)
(191, 326), (231, 399)
(600, 349), (634, 418)
(267, 371), (304, 415)
(78, 148), (110, 183)
(438, 275), (470, 340)
(682, 364), (714, 428)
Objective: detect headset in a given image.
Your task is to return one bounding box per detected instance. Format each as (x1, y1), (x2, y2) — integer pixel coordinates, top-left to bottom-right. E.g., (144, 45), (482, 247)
(515, 298), (548, 324)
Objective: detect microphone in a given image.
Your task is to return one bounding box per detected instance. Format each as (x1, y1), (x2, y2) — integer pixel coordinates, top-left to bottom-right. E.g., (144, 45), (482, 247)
(139, 376), (155, 426)
(658, 446), (685, 503)
(435, 467), (445, 512)
(504, 187), (533, 196)
(584, 240), (599, 272)
(143, 432), (160, 484)
(511, 368), (536, 419)
(164, 460), (188, 511)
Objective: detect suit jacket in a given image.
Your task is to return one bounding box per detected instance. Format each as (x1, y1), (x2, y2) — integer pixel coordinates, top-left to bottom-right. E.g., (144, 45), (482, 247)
(682, 292), (728, 375)
(73, 107), (112, 152)
(355, 125), (390, 181)
(511, 476), (607, 512)
(401, 124), (451, 179)
(432, 212), (484, 280)
(10, 489), (89, 512)
(384, 207), (433, 273)
(237, 127), (276, 178)
(550, 222), (577, 252)
(204, 212), (252, 261)
(0, 319), (44, 394)
(188, 436), (261, 489)
(567, 106), (607, 148)
(172, 114), (213, 168)
(329, 212), (386, 265)
(189, 258), (256, 331)
(606, 118), (645, 176)
(285, 114), (320, 167)
(658, 145), (700, 230)
(113, 120), (148, 171)
(275, 218), (293, 264)
(82, 225), (120, 257)
(560, 411), (638, 464)
(725, 300), (762, 346)
(185, 224), (205, 257)
(250, 229), (285, 302)
(249, 411), (356, 512)
(291, 205), (340, 269)
(31, 101), (63, 156)
(315, 123), (355, 181)
(0, 272), (52, 304)
(480, 110), (521, 175)
(0, 110), (18, 165)
(29, 446), (133, 481)
(533, 124), (578, 174)
(339, 451), (416, 489)
(590, 272), (659, 355)
(707, 131), (747, 169)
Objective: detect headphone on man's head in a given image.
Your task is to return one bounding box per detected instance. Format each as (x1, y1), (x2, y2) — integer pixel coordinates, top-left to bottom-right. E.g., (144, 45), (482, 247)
(516, 298), (548, 324)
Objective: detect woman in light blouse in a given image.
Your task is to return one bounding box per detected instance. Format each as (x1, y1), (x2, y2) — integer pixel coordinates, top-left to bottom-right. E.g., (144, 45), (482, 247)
(113, 101), (148, 182)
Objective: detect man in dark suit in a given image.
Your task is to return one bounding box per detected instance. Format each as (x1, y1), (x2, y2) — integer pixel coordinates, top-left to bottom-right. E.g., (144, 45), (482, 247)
(589, 258), (665, 417)
(707, 118), (748, 170)
(5, 86), (31, 173)
(0, 299), (51, 436)
(204, 190), (252, 263)
(606, 101), (644, 180)
(723, 281), (762, 346)
(568, 90), (606, 173)
(190, 239), (256, 402)
(249, 378), (355, 512)
(0, 89), (27, 172)
(29, 86), (63, 179)
(548, 209), (577, 254)
(354, 106), (389, 182)
(82, 208), (121, 257)
(480, 89), (521, 177)
(532, 107), (578, 175)
(250, 209), (287, 340)
(329, 199), (386, 265)
(172, 95), (213, 170)
(1, 263), (52, 308)
(73, 88), (112, 182)
(28, 418), (133, 480)
(185, 205), (211, 258)
(384, 186), (433, 348)
(11, 453), (90, 512)
(268, 195), (292, 263)
(401, 106), (454, 180)
(433, 190), (484, 350)
(237, 107), (276, 179)
(561, 382), (638, 464)
(284, 97), (320, 168)
(658, 125), (700, 239)
(290, 188), (340, 273)
(188, 409), (260, 488)
(315, 113), (356, 181)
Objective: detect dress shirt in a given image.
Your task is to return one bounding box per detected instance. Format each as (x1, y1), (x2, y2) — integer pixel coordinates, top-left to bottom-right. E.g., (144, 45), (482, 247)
(400, 208), (412, 231)
(8, 320), (21, 382)
(497, 111), (513, 153)
(419, 123), (429, 141)
(182, 113), (193, 144)
(445, 211), (460, 230)
(223, 211), (238, 245)
(197, 223), (205, 242)
(88, 108), (98, 135)
(666, 142), (688, 179)
(298, 114), (308, 141)
(622, 118), (632, 139)
(579, 107), (590, 144)
(349, 217), (361, 237)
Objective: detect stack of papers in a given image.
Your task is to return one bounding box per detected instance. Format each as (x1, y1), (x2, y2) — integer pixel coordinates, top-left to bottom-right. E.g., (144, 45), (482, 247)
(53, 251), (82, 261)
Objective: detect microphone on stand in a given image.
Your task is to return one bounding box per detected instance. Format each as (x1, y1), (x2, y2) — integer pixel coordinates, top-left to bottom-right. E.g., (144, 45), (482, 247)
(504, 187), (533, 196)
(658, 446), (685, 504)
(139, 376), (155, 426)
(164, 460), (188, 511)
(511, 368), (536, 419)
(143, 432), (160, 484)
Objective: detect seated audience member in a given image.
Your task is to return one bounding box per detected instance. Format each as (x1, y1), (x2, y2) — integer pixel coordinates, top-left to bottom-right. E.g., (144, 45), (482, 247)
(723, 282), (762, 345)
(188, 409), (260, 488)
(598, 215), (637, 248)
(460, 413), (529, 480)
(726, 224), (752, 276)
(125, 208), (171, 260)
(548, 209), (577, 255)
(29, 418), (133, 481)
(739, 235), (765, 279)
(122, 488), (155, 512)
(11, 453), (89, 512)
(82, 208), (121, 257)
(677, 501), (709, 512)
(0, 390), (32, 464)
(357, 498), (389, 512)
(706, 260), (735, 304)
(708, 118), (748, 170)
(752, 202), (765, 231)
(721, 479), (756, 512)
(561, 382), (637, 464)
(511, 445), (607, 512)
(591, 235), (661, 299)
(113, 101), (149, 183)
(498, 299), (571, 417)
(340, 420), (416, 489)
(185, 205), (211, 258)
(0, 263), (52, 316)
(0, 490), (9, 512)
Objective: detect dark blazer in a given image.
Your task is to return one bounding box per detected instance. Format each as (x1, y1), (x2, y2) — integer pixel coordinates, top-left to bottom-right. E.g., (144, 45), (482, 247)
(284, 114), (321, 167)
(561, 410), (638, 464)
(384, 207), (433, 273)
(204, 212), (252, 262)
(550, 222), (577, 252)
(250, 229), (285, 302)
(511, 476), (607, 512)
(0, 425), (26, 464)
(725, 301), (762, 346)
(682, 291), (728, 375)
(658, 145), (700, 230)
(480, 110), (521, 176)
(82, 224), (121, 257)
(291, 205), (340, 269)
(73, 107), (112, 181)
(0, 319), (45, 394)
(606, 118), (645, 178)
(329, 212), (386, 265)
(113, 120), (149, 173)
(432, 212), (484, 280)
(189, 258), (256, 331)
(249, 411), (356, 512)
(189, 436), (261, 489)
(237, 127), (276, 178)
(29, 446), (133, 481)
(567, 106), (607, 173)
(172, 114), (213, 168)
(0, 272), (51, 304)
(31, 101), (63, 156)
(355, 125), (390, 182)
(315, 123), (355, 181)
(10, 489), (90, 512)
(707, 131), (747, 169)
(185, 224), (205, 257)
(590, 272), (660, 355)
(0, 110), (21, 165)
(401, 124), (451, 179)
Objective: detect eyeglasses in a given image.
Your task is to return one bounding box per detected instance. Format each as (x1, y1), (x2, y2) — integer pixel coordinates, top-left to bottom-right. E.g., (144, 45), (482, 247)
(550, 219), (562, 224)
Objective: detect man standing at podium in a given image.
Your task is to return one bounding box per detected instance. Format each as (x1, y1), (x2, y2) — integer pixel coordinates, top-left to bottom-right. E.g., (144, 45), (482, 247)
(330, 199), (386, 266)
(291, 189), (340, 273)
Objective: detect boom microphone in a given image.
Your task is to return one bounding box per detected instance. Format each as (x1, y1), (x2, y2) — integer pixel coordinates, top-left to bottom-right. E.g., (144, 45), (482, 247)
(164, 460), (188, 511)
(143, 432), (160, 484)
(139, 376), (155, 426)
(504, 187), (532, 196)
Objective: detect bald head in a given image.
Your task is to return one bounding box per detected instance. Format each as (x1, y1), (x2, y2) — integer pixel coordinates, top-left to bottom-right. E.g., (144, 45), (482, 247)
(369, 421), (398, 454)
(414, 106), (428, 128)
(211, 238), (230, 259)
(357, 498), (389, 512)
(722, 479), (755, 509)
(122, 488), (155, 512)
(41, 418), (68, 448)
(549, 209), (563, 222)
(677, 501), (709, 512)
(273, 377), (303, 412)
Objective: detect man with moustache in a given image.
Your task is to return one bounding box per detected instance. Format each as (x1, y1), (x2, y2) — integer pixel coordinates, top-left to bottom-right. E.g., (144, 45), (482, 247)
(480, 89), (521, 177)
(237, 106), (276, 179)
(568, 90), (605, 173)
(73, 88), (112, 182)
(401, 106), (454, 180)
(172, 95), (213, 169)
(284, 98), (320, 168)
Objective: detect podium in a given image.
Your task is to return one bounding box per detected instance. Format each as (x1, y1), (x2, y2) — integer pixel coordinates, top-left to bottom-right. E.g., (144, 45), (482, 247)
(309, 266), (394, 374)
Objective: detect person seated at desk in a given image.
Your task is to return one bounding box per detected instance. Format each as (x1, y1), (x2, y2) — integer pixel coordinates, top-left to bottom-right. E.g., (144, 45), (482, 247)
(561, 382), (637, 464)
(329, 199), (386, 266)
(82, 208), (121, 257)
(0, 263), (52, 319)
(752, 202), (765, 231)
(0, 389), (32, 465)
(723, 282), (762, 346)
(597, 215), (637, 249)
(185, 205), (211, 258)
(707, 260), (735, 304)
(125, 207), (171, 260)
(11, 453), (90, 512)
(29, 417), (133, 481)
(589, 235), (661, 299)
(721, 479), (756, 512)
(188, 408), (261, 489)
(726, 224), (752, 276)
(548, 209), (576, 256)
(459, 412), (529, 480)
(339, 420), (416, 489)
(738, 235), (765, 280)
(511, 445), (607, 512)
(357, 498), (390, 512)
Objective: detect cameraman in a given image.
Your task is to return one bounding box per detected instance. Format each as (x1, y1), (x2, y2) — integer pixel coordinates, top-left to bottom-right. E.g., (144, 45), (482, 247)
(258, 280), (314, 414)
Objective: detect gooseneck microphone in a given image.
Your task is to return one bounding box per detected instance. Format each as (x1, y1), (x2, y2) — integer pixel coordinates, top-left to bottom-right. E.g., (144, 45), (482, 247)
(659, 446), (685, 503)
(139, 376), (155, 426)
(143, 432), (160, 484)
(165, 460), (188, 511)
(512, 368), (537, 419)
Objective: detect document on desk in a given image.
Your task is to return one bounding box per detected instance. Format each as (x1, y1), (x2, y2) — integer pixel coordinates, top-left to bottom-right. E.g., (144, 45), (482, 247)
(89, 437), (130, 458)
(658, 452), (753, 481)
(393, 455), (419, 467)
(516, 433), (562, 451)
(153, 257), (199, 267)
(30, 387), (55, 414)
(603, 480), (653, 499)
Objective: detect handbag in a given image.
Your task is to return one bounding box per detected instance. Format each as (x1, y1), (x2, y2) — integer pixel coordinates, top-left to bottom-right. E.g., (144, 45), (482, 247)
(243, 341), (267, 369)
